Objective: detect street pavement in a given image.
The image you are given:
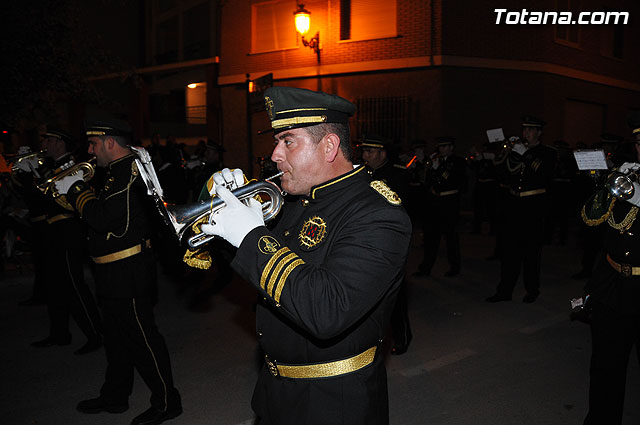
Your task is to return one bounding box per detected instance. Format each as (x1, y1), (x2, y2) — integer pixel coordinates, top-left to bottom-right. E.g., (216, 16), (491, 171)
(1, 218), (638, 425)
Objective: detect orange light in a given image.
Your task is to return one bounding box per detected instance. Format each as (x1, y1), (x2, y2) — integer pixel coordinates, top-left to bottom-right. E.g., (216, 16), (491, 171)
(294, 5), (311, 35)
(406, 155), (417, 168)
(187, 83), (197, 89)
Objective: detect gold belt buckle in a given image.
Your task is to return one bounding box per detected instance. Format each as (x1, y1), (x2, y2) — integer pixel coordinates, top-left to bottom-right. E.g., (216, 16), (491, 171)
(264, 354), (280, 377)
(621, 264), (632, 277)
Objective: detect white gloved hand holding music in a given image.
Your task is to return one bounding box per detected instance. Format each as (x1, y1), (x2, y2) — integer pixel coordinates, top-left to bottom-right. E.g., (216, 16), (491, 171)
(209, 168), (245, 196)
(54, 173), (84, 195)
(200, 184), (265, 248)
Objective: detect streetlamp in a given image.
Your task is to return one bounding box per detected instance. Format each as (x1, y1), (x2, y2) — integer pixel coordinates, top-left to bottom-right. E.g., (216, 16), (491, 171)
(294, 3), (320, 63)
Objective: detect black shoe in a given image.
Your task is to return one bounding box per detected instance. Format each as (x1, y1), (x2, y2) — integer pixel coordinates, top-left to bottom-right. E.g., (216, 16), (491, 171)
(522, 293), (539, 304)
(390, 344), (409, 355)
(485, 294), (511, 303)
(31, 334), (72, 347)
(444, 269), (460, 277)
(77, 397), (129, 414)
(74, 336), (103, 355)
(130, 404), (182, 425)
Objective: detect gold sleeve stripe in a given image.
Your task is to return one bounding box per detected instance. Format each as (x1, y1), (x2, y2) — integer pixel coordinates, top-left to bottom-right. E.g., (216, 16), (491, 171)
(76, 192), (97, 214)
(260, 247), (290, 290)
(266, 252), (297, 296)
(274, 259), (304, 303)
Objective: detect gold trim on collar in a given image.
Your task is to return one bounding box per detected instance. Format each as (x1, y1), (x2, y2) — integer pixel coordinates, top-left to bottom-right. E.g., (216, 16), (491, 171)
(633, 128), (640, 134)
(108, 153), (136, 169)
(272, 116), (326, 129)
(311, 166), (365, 199)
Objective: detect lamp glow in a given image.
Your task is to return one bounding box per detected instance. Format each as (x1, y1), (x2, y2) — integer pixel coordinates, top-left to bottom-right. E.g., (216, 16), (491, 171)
(187, 83), (197, 89)
(294, 6), (311, 35)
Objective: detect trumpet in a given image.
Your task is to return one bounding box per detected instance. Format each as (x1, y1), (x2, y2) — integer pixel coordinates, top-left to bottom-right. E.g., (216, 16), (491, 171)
(6, 150), (47, 177)
(38, 158), (97, 210)
(161, 175), (284, 249)
(605, 166), (639, 200)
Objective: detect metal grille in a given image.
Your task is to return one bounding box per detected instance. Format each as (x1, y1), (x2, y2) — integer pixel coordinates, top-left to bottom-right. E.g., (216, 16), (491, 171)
(354, 96), (410, 142)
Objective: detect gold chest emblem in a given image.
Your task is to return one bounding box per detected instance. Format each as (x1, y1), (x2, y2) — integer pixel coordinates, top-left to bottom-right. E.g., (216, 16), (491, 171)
(299, 216), (327, 249)
(370, 180), (402, 205)
(265, 96), (275, 120)
(258, 235), (281, 254)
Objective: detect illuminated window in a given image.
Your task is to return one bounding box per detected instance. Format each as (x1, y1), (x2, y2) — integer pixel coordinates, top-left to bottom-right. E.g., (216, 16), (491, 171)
(555, 0), (580, 46)
(186, 82), (207, 125)
(252, 0), (298, 53)
(340, 0), (397, 41)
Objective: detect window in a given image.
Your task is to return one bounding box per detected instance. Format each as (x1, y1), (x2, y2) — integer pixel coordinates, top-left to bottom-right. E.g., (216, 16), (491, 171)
(354, 96), (410, 142)
(555, 0), (580, 46)
(600, 7), (624, 59)
(186, 83), (207, 125)
(183, 2), (210, 60)
(340, 0), (397, 41)
(156, 16), (179, 64)
(252, 0), (298, 53)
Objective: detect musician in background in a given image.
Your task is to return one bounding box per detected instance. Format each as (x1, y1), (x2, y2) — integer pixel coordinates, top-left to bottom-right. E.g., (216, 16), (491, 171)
(486, 116), (557, 303)
(416, 137), (467, 277)
(469, 142), (499, 235)
(581, 112), (640, 425)
(359, 134), (412, 355)
(200, 86), (412, 425)
(15, 130), (102, 355)
(54, 121), (181, 425)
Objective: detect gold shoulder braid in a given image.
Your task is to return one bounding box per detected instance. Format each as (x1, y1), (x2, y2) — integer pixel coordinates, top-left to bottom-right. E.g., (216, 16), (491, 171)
(370, 180), (401, 205)
(581, 189), (616, 227)
(183, 247), (212, 269)
(607, 205), (638, 233)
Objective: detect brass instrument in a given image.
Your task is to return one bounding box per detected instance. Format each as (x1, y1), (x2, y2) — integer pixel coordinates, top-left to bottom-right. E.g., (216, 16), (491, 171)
(162, 177), (284, 249)
(605, 166), (640, 200)
(6, 150), (47, 178)
(38, 158), (97, 210)
(131, 146), (284, 249)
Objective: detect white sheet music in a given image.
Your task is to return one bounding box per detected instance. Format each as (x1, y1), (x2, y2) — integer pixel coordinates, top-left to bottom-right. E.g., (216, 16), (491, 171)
(486, 128), (505, 143)
(573, 149), (608, 170)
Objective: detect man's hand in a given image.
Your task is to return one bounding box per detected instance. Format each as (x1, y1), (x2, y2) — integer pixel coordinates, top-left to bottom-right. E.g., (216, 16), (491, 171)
(15, 157), (41, 173)
(209, 168), (245, 196)
(617, 162), (640, 174)
(54, 173), (84, 195)
(200, 185), (264, 248)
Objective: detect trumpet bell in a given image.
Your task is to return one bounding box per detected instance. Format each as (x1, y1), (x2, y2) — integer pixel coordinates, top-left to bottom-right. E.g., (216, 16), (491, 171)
(606, 172), (636, 200)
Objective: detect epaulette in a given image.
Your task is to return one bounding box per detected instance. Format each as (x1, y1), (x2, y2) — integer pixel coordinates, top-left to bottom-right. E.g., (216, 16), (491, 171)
(370, 180), (402, 205)
(581, 189), (615, 226)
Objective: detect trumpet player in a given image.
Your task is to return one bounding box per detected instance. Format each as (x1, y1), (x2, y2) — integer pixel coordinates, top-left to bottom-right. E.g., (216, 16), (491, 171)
(580, 112), (640, 425)
(486, 115), (557, 304)
(14, 130), (102, 355)
(200, 87), (412, 425)
(53, 121), (182, 425)
(415, 136), (467, 277)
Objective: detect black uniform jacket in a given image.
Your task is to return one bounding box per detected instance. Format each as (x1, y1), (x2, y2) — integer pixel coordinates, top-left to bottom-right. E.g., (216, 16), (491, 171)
(585, 198), (640, 315)
(368, 160), (410, 201)
(428, 155), (467, 195)
(505, 144), (556, 216)
(232, 165), (412, 425)
(66, 154), (156, 299)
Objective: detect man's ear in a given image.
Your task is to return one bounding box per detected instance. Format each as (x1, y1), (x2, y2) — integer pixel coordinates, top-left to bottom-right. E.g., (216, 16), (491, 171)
(324, 133), (341, 162)
(104, 137), (116, 150)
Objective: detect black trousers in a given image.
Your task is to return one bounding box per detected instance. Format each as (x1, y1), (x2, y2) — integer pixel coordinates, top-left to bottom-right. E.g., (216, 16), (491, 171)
(584, 303), (640, 425)
(422, 195), (461, 272)
(99, 296), (179, 411)
(44, 220), (101, 341)
(495, 197), (546, 297)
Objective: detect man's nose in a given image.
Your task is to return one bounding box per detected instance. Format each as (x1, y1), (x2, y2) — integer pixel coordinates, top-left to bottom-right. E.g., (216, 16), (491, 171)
(271, 143), (284, 162)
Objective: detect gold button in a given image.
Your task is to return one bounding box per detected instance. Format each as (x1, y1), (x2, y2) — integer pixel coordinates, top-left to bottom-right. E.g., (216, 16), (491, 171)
(284, 230), (290, 237)
(301, 199), (309, 207)
(625, 252), (630, 257)
(628, 232), (634, 236)
(275, 303), (281, 308)
(257, 332), (263, 338)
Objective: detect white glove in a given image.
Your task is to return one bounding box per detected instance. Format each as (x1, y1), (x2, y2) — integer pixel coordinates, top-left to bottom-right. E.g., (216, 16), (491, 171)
(54, 173), (84, 195)
(200, 185), (264, 248)
(627, 183), (640, 207)
(512, 143), (528, 156)
(617, 162), (640, 174)
(209, 168), (245, 196)
(15, 157), (41, 173)
(431, 158), (440, 170)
